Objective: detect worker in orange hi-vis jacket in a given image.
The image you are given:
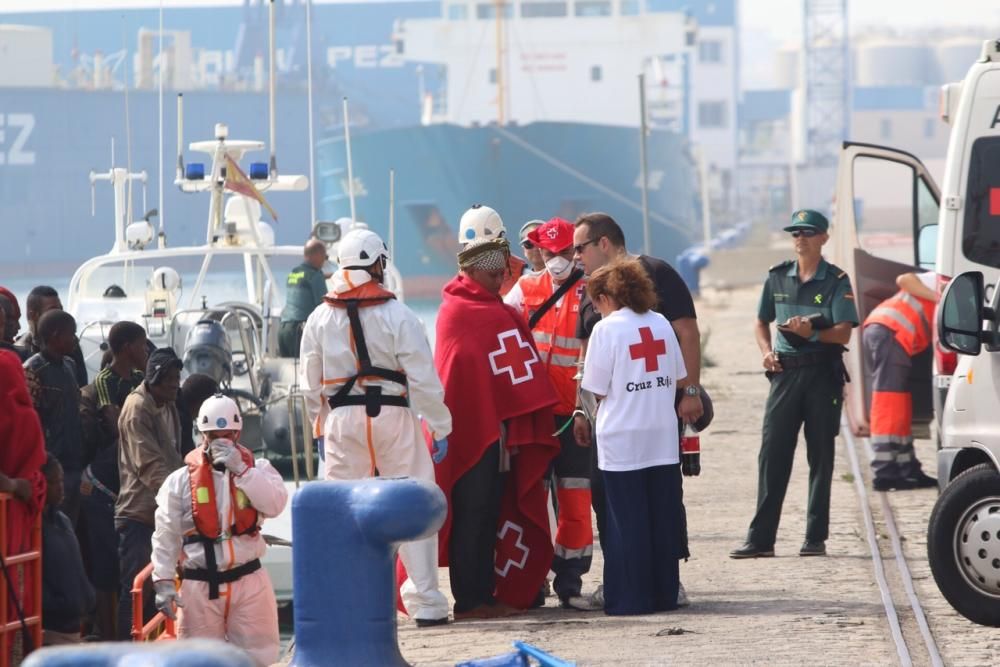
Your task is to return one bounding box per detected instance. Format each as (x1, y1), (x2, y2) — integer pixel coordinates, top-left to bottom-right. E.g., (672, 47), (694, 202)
(863, 271), (941, 492)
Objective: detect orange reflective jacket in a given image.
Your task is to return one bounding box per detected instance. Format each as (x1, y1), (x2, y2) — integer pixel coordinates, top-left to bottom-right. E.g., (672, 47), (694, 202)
(500, 255), (528, 297)
(185, 445), (258, 540)
(519, 270), (584, 414)
(864, 290), (936, 356)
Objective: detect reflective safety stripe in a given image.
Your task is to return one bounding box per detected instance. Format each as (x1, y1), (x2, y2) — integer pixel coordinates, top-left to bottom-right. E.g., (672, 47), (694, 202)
(533, 331), (552, 345)
(871, 435), (913, 447)
(556, 477), (590, 490)
(553, 544), (594, 560)
(869, 306), (915, 334)
(896, 451), (914, 463)
(898, 292), (932, 336)
(549, 353), (580, 368)
(870, 449), (896, 461)
(553, 334), (581, 350)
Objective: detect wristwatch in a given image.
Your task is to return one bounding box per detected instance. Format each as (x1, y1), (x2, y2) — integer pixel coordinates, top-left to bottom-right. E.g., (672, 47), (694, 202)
(683, 384), (700, 397)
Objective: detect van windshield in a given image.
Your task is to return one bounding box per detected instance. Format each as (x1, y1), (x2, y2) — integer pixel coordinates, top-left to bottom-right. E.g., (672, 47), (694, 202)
(962, 136), (1000, 268)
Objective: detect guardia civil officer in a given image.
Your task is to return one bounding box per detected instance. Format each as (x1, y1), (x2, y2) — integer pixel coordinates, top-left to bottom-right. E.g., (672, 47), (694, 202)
(731, 210), (858, 559)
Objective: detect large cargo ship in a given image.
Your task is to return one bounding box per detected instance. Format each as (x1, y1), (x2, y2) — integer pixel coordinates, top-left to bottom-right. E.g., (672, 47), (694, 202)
(1, 0), (704, 296)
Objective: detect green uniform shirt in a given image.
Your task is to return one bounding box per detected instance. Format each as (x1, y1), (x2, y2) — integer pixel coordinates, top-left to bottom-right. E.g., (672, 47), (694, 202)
(281, 262), (328, 323)
(757, 257), (859, 356)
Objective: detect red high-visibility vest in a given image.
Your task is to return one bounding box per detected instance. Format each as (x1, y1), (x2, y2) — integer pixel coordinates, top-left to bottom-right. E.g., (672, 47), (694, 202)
(864, 290), (936, 356)
(518, 270), (584, 415)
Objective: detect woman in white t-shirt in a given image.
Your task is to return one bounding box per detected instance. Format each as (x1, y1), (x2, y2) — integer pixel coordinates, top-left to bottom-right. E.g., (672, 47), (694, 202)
(581, 259), (686, 615)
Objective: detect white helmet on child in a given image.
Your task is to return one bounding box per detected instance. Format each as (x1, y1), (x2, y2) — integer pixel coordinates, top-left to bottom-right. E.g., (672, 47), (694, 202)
(337, 229), (389, 268)
(458, 204), (506, 244)
(197, 394), (243, 432)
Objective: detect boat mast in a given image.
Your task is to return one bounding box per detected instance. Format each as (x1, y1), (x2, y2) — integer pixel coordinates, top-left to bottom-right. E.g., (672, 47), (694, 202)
(305, 0), (317, 230)
(157, 0), (165, 248)
(638, 73), (651, 256)
(494, 0), (505, 125)
(268, 0), (278, 179)
(343, 97), (357, 223)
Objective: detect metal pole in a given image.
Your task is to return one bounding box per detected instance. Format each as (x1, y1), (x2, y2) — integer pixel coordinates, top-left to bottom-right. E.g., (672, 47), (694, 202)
(343, 97), (357, 223)
(268, 0), (278, 179)
(388, 168), (395, 259)
(176, 93), (184, 182)
(638, 72), (651, 256)
(158, 0), (165, 247)
(305, 0), (317, 229)
(494, 0), (504, 125)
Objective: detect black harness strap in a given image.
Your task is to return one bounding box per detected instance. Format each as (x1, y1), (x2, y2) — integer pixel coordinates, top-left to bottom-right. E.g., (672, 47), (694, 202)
(182, 557), (261, 600)
(328, 300), (409, 418)
(528, 269), (584, 330)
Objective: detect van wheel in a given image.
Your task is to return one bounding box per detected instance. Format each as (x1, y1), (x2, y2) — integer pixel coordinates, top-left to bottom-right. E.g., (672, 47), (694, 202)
(928, 463), (1000, 626)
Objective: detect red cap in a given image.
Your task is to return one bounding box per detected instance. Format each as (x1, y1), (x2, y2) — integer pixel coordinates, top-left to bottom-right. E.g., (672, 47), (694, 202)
(0, 287), (20, 320)
(526, 217), (574, 253)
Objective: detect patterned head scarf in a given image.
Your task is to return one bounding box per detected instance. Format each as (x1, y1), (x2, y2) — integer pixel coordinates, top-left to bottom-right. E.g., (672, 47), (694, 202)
(458, 237), (511, 271)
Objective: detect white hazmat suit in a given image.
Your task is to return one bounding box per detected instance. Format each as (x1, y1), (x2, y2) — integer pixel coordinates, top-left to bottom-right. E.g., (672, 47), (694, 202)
(300, 265), (452, 622)
(151, 450), (288, 667)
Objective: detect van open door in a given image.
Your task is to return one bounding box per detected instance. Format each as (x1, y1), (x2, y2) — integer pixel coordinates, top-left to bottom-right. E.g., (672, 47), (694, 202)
(830, 141), (941, 436)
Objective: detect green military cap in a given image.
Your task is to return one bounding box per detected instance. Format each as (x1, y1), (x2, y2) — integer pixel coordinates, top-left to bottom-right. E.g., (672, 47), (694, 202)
(783, 209), (829, 233)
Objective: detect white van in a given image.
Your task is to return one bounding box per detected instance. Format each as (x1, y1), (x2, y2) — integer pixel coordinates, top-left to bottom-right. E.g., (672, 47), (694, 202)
(831, 39), (1000, 627)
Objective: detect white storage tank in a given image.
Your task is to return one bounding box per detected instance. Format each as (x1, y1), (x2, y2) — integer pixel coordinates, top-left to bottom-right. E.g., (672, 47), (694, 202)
(0, 25), (53, 87)
(855, 40), (937, 87)
(937, 37), (984, 83)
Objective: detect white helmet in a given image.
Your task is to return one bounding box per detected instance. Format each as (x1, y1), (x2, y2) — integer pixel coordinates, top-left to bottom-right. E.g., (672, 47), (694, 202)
(458, 204), (506, 244)
(337, 228), (389, 268)
(197, 394), (243, 433)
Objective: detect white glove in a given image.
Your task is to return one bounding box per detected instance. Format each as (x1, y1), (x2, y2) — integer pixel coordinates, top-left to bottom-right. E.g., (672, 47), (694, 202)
(153, 580), (183, 621)
(209, 438), (248, 476)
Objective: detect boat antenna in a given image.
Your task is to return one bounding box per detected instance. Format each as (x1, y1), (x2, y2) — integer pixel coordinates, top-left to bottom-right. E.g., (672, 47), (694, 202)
(342, 97), (357, 223)
(305, 0), (317, 230)
(176, 93), (184, 182)
(494, 0), (506, 125)
(122, 17), (135, 226)
(268, 0), (278, 180)
(637, 72), (651, 256)
(388, 168), (395, 260)
(157, 0), (165, 248)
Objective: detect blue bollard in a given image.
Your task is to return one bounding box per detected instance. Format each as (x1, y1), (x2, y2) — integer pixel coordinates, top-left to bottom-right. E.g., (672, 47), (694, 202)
(22, 639), (251, 666)
(290, 478), (447, 667)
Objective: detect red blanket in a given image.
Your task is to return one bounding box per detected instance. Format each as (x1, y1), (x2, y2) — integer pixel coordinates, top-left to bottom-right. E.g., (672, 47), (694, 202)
(398, 275), (559, 612)
(0, 350), (47, 618)
(436, 275), (559, 608)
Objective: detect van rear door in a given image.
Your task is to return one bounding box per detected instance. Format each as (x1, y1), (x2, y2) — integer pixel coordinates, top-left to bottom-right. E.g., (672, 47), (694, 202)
(830, 141), (941, 436)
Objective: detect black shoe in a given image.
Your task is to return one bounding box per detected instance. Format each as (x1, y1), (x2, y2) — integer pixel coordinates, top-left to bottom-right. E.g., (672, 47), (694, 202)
(729, 542), (774, 559)
(904, 471), (938, 489)
(415, 617), (449, 628)
(873, 477), (916, 492)
(799, 540), (826, 557)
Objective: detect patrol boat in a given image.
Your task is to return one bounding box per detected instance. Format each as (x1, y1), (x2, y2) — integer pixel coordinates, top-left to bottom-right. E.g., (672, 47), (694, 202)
(66, 118), (404, 602)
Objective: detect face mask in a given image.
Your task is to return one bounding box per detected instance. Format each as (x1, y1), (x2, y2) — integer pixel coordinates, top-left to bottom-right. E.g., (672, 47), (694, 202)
(545, 255), (574, 280)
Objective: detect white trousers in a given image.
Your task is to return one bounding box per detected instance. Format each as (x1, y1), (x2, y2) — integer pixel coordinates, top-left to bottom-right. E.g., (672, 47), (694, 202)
(177, 567), (280, 667)
(324, 404), (449, 621)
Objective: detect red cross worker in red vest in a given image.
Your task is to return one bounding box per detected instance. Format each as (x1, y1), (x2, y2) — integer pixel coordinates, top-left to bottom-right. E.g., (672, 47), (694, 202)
(433, 236), (560, 619)
(505, 217), (596, 610)
(863, 271), (940, 491)
(150, 395), (288, 667)
(580, 259), (687, 615)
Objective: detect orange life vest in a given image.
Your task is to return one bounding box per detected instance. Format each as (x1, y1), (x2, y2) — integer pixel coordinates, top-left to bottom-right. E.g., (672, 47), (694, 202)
(518, 270), (584, 414)
(500, 255), (528, 297)
(185, 445), (259, 541)
(864, 290), (936, 356)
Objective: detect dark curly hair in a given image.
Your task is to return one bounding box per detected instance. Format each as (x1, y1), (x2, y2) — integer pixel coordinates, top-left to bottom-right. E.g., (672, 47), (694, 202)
(586, 259), (657, 314)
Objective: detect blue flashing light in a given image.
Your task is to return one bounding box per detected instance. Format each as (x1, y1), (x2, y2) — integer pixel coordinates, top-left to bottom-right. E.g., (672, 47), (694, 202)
(249, 162), (269, 180)
(185, 163), (205, 180)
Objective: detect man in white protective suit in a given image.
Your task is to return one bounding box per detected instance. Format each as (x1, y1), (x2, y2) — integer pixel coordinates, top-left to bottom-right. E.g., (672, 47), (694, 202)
(299, 227), (453, 627)
(150, 394), (288, 667)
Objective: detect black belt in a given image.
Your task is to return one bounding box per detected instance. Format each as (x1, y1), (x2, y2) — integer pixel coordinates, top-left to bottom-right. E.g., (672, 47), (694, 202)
(182, 558), (261, 599)
(327, 389), (409, 415)
(777, 351), (841, 369)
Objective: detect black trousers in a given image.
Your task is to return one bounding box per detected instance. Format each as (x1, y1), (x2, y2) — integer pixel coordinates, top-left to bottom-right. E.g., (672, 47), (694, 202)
(449, 441), (506, 613)
(591, 428), (690, 560)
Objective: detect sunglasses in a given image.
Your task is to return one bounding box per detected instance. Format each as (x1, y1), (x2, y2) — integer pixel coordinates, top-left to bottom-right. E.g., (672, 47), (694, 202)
(521, 240), (535, 250)
(573, 238), (600, 254)
(790, 229), (819, 238)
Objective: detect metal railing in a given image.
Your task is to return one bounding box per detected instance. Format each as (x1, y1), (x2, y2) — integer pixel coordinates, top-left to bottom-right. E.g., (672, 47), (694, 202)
(130, 563), (176, 642)
(0, 493), (42, 665)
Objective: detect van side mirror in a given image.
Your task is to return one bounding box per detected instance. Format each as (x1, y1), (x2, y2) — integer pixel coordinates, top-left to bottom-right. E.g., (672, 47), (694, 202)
(938, 271), (988, 355)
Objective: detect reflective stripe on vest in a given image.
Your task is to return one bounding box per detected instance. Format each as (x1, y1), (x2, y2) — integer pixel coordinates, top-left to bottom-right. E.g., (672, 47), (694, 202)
(185, 446), (259, 541)
(864, 289), (935, 356)
(519, 271), (584, 413)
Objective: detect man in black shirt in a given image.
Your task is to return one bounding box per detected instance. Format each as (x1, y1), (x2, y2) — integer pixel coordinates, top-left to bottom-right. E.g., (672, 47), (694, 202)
(17, 285), (88, 386)
(571, 212), (703, 606)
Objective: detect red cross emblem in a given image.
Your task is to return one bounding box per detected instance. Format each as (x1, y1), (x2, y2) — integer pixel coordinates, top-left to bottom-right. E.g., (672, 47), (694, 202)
(494, 521), (530, 577)
(545, 226), (559, 239)
(489, 329), (539, 385)
(629, 326), (666, 372)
